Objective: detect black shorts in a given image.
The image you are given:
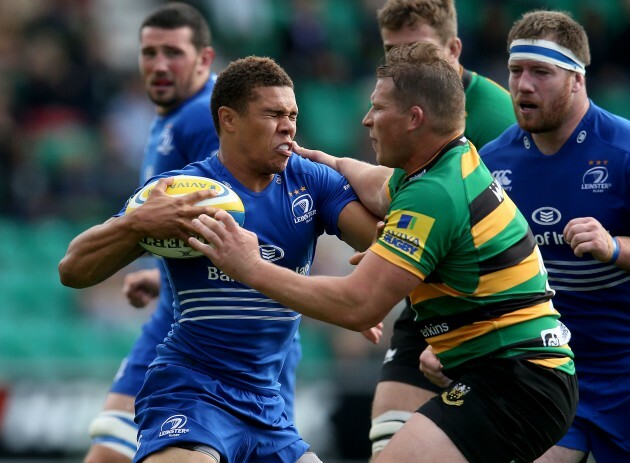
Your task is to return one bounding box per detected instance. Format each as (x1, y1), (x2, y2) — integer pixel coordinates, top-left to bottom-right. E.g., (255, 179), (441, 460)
(378, 299), (442, 393)
(418, 358), (578, 463)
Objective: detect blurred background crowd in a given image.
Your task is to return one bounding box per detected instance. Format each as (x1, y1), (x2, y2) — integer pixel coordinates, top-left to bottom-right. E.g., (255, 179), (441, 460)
(1, 0), (629, 461)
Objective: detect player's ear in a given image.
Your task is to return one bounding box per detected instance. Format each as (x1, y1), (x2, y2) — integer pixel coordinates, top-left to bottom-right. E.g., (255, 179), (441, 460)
(446, 37), (462, 63)
(218, 106), (238, 133)
(571, 71), (585, 93)
(199, 46), (215, 70)
(409, 105), (424, 130)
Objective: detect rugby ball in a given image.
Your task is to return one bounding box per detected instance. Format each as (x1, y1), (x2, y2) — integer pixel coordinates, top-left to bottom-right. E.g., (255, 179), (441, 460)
(125, 175), (245, 258)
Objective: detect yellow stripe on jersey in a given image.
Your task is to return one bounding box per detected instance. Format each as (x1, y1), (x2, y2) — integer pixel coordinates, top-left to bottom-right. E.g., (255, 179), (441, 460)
(410, 280), (466, 303)
(471, 193), (518, 248)
(474, 248), (542, 296)
(529, 354), (573, 369)
(370, 242), (427, 280)
(427, 301), (555, 353)
(460, 143), (481, 178)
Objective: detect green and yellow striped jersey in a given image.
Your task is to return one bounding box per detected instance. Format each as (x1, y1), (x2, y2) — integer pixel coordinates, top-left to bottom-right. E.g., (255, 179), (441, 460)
(372, 137), (574, 374)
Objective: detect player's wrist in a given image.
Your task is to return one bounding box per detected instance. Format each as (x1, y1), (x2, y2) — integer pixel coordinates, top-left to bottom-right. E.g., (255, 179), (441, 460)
(608, 235), (620, 264)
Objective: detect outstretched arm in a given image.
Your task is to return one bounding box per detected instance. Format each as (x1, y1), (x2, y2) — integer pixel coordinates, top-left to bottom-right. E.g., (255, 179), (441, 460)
(294, 143), (392, 218)
(189, 212), (419, 331)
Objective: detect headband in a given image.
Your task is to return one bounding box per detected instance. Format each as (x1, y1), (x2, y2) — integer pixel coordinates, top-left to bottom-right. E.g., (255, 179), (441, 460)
(509, 39), (586, 75)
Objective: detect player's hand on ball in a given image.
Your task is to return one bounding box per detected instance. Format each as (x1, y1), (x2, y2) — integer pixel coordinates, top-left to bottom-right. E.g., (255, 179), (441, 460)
(189, 211), (262, 283)
(419, 345), (453, 388)
(130, 177), (220, 243)
(123, 268), (160, 308)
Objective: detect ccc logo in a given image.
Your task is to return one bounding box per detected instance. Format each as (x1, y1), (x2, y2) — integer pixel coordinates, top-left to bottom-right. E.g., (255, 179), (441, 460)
(492, 170), (512, 186)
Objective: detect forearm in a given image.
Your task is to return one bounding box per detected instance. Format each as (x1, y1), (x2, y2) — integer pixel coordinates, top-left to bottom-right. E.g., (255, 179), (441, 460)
(335, 158), (392, 218)
(246, 260), (384, 331)
(59, 216), (145, 288)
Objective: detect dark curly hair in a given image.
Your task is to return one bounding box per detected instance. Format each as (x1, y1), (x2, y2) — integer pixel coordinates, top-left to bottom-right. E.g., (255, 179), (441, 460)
(210, 56), (294, 135)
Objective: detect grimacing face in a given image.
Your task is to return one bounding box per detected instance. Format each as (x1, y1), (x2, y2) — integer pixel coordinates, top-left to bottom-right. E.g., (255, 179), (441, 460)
(232, 86), (298, 176)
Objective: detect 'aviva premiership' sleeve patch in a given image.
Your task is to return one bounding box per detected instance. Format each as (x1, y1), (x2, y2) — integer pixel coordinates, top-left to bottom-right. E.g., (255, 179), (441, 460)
(380, 210), (435, 263)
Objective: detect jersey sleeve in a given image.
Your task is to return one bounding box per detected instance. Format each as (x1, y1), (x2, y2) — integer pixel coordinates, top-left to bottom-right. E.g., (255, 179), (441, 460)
(305, 159), (359, 238)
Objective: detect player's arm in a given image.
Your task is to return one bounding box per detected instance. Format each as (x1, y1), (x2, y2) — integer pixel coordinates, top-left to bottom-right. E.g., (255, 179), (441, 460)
(337, 201), (381, 252)
(294, 143), (392, 218)
(189, 212), (419, 331)
(59, 178), (219, 288)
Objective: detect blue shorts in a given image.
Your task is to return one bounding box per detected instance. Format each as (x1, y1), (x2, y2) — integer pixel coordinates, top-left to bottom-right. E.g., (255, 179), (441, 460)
(556, 371), (630, 461)
(110, 292), (173, 396)
(133, 363), (309, 463)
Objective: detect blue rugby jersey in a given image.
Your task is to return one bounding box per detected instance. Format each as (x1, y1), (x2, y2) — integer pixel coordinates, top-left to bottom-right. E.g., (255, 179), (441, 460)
(480, 101), (630, 374)
(122, 153), (358, 394)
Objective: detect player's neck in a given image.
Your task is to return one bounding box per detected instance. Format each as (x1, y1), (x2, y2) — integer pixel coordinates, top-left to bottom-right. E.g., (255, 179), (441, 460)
(217, 150), (275, 192)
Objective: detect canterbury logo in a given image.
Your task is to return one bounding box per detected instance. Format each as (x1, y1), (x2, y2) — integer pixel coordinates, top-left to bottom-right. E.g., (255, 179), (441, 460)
(492, 169), (512, 186)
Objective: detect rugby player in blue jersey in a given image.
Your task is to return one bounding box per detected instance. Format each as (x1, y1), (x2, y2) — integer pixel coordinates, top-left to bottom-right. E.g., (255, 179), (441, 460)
(60, 55), (380, 463)
(81, 4), (304, 463)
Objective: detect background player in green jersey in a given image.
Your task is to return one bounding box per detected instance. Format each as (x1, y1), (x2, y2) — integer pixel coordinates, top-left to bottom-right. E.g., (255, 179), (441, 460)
(369, 1), (517, 457)
(189, 41), (577, 463)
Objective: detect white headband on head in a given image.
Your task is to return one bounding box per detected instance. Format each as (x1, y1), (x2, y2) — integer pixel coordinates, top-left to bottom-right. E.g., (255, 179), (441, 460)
(509, 39), (586, 75)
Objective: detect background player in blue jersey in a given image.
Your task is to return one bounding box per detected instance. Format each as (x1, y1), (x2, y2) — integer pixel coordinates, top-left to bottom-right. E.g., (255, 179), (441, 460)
(422, 10), (630, 463)
(60, 55), (380, 463)
(81, 4), (305, 463)
(479, 10), (630, 463)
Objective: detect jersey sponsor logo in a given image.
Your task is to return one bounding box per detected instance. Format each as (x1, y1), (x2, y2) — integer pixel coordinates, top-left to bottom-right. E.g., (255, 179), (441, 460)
(159, 415), (190, 438)
(581, 165), (611, 192)
(420, 322), (450, 338)
(492, 169), (513, 190)
(488, 178), (505, 203)
(207, 245), (285, 280)
(531, 207), (561, 226)
(533, 230), (566, 246)
(260, 244), (284, 262)
(291, 193), (317, 224)
(441, 382), (471, 406)
(157, 124), (174, 155)
(381, 210), (435, 263)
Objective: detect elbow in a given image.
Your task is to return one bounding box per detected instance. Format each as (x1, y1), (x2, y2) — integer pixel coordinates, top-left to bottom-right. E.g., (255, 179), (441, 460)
(58, 255), (90, 288)
(340, 310), (383, 332)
